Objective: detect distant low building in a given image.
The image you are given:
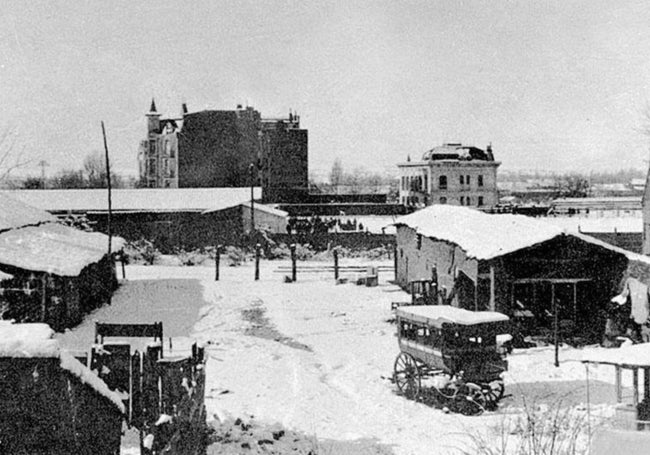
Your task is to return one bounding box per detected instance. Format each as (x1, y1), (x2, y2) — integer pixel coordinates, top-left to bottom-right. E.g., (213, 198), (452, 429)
(397, 143), (500, 209)
(550, 197), (642, 217)
(0, 188), (281, 252)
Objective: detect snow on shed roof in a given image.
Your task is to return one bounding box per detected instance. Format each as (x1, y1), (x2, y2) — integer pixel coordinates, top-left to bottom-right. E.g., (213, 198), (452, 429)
(393, 205), (566, 260)
(0, 188), (262, 213)
(0, 222), (124, 276)
(395, 305), (509, 326)
(0, 192), (57, 232)
(202, 201), (288, 217)
(0, 321), (125, 412)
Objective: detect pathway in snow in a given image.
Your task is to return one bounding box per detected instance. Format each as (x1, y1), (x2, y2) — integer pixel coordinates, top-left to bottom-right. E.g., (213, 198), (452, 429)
(56, 266), (211, 352)
(55, 261), (626, 455)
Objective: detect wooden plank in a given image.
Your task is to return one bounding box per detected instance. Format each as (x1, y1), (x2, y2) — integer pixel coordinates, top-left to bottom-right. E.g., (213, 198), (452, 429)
(96, 322), (163, 342)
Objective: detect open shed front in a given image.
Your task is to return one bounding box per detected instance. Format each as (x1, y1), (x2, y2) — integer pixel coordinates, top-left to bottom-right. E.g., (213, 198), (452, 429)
(484, 235), (629, 342)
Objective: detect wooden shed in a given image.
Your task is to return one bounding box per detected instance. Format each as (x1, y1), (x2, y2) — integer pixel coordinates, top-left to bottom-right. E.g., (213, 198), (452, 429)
(0, 322), (124, 454)
(0, 194), (123, 330)
(394, 205), (648, 341)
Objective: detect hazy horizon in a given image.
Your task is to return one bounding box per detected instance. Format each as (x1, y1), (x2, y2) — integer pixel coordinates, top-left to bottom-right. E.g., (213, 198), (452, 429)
(2, 1), (650, 181)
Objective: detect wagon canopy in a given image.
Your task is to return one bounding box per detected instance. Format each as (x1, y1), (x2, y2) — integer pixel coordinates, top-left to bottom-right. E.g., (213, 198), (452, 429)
(395, 305), (509, 327)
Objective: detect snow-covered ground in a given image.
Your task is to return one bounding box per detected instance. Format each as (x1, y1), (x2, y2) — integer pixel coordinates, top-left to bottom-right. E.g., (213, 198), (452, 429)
(56, 261), (631, 454)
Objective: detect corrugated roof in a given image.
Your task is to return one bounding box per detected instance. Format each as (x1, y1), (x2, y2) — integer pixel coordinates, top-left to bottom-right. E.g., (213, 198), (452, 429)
(394, 205), (566, 260)
(0, 223), (124, 276)
(0, 188), (262, 213)
(0, 193), (57, 232)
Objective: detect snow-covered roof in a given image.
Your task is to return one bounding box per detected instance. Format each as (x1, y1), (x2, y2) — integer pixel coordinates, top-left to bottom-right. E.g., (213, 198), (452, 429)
(0, 321), (124, 412)
(581, 342), (650, 368)
(0, 188), (262, 213)
(202, 201), (288, 217)
(393, 205), (566, 260)
(395, 305), (509, 326)
(0, 222), (125, 276)
(0, 192), (57, 232)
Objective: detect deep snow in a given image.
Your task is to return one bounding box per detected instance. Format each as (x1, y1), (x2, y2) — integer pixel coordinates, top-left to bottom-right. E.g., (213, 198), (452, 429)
(55, 260), (631, 454)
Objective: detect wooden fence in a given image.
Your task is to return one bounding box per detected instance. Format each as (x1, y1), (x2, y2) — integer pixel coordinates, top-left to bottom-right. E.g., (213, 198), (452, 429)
(91, 323), (207, 455)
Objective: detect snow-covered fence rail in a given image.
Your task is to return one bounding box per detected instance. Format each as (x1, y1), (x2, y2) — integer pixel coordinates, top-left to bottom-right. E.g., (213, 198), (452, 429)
(274, 264), (393, 284)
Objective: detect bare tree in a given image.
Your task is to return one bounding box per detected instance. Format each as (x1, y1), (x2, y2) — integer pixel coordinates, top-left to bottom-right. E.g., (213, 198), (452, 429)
(329, 158), (344, 193)
(0, 126), (33, 182)
(83, 151), (107, 188)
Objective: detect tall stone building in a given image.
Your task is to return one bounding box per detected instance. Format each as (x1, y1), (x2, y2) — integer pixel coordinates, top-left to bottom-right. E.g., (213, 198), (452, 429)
(397, 143), (500, 209)
(138, 100), (308, 202)
(260, 113), (308, 203)
(178, 106), (262, 188)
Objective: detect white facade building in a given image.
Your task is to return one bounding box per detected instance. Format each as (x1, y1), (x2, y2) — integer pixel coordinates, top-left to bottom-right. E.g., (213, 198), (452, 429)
(397, 143), (500, 209)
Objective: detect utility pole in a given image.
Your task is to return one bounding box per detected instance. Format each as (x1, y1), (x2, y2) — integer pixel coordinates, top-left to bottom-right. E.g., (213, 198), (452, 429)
(38, 160), (48, 189)
(101, 122), (113, 267)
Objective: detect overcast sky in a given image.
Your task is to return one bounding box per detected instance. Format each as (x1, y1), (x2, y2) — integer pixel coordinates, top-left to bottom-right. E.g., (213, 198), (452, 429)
(2, 0), (650, 180)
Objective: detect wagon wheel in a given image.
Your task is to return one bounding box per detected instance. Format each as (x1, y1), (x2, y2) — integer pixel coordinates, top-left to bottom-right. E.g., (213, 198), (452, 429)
(455, 383), (487, 416)
(393, 353), (421, 400)
(485, 379), (505, 404)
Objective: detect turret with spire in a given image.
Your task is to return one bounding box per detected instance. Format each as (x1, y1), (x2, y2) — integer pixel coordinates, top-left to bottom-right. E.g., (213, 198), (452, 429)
(146, 98), (161, 135)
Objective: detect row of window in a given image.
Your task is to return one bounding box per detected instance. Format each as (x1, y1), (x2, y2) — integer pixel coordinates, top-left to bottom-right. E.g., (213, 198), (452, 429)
(401, 174), (485, 191)
(401, 196), (484, 207)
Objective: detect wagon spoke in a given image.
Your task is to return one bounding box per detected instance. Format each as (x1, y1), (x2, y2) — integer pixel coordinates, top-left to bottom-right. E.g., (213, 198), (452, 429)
(393, 353), (421, 400)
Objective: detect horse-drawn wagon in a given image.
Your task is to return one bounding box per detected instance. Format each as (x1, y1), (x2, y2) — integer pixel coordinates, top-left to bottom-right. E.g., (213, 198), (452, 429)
(393, 305), (511, 415)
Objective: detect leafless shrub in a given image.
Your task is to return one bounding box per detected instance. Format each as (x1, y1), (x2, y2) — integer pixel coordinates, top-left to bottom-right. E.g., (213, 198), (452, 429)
(458, 400), (595, 455)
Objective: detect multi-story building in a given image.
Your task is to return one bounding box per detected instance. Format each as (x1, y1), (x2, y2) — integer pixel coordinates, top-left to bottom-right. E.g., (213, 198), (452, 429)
(138, 100), (180, 188)
(397, 143), (500, 209)
(178, 105), (262, 188)
(260, 113), (308, 203)
(138, 100), (309, 202)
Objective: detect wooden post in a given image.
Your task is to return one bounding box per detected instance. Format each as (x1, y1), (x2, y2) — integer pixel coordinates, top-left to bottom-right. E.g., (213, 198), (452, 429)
(489, 265), (496, 311)
(644, 368), (650, 400)
(393, 243), (398, 282)
(553, 283), (559, 367)
(290, 244), (296, 282)
(254, 243), (261, 281)
(41, 274), (47, 322)
(215, 245), (221, 281)
(634, 368), (640, 406)
(615, 365), (622, 403)
(121, 255), (126, 279)
(333, 248), (339, 280)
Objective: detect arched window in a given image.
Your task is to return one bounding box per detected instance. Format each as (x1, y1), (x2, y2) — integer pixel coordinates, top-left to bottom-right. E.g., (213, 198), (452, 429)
(439, 175), (447, 190)
(459, 175), (464, 185)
